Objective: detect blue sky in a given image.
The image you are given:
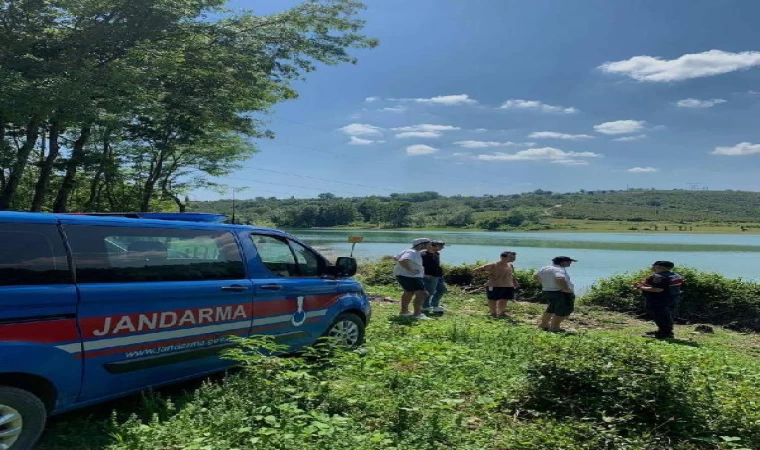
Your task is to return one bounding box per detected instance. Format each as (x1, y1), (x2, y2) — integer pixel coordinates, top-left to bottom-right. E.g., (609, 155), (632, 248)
(195, 0), (760, 200)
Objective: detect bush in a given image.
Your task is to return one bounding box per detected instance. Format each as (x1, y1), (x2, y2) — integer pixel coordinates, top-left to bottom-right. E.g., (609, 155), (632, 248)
(358, 259), (543, 301)
(356, 256), (396, 286)
(583, 266), (760, 331)
(521, 335), (760, 448)
(523, 337), (695, 433)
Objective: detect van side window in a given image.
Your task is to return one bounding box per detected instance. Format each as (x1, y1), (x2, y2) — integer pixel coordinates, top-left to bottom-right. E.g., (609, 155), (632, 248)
(0, 223), (71, 286)
(289, 241), (323, 277)
(65, 225), (245, 283)
(250, 234), (324, 277)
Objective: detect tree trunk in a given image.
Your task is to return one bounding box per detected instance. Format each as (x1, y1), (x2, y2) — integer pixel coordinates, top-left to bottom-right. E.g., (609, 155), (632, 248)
(84, 128), (111, 211)
(140, 150), (165, 212)
(31, 121), (63, 212)
(0, 116), (41, 210)
(0, 115), (6, 190)
(53, 124), (92, 213)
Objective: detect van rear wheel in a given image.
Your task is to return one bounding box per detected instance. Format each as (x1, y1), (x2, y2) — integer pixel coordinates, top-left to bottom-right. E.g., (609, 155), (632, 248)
(0, 387), (46, 450)
(324, 313), (365, 348)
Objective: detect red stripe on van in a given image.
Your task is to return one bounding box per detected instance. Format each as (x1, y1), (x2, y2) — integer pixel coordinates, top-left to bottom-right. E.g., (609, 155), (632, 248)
(255, 294), (338, 317)
(0, 319), (79, 344)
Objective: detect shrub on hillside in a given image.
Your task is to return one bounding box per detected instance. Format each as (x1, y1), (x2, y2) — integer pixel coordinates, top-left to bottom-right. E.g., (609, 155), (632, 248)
(583, 266), (760, 331)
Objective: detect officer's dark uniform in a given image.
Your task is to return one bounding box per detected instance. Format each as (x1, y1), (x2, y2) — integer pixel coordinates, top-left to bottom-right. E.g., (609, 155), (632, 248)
(643, 261), (683, 338)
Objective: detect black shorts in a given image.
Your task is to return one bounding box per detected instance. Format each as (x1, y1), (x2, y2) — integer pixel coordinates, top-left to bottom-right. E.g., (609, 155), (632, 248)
(544, 291), (575, 317)
(396, 275), (426, 292)
(487, 286), (515, 301)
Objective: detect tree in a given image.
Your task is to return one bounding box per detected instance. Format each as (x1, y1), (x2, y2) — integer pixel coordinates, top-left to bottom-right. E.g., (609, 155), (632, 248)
(1, 0), (377, 212)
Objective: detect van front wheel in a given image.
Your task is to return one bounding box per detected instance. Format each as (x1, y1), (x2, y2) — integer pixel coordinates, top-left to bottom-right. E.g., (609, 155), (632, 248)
(324, 313), (365, 348)
(0, 387), (47, 450)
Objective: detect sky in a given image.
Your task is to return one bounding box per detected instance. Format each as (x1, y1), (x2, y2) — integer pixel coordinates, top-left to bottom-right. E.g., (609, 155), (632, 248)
(194, 0), (760, 201)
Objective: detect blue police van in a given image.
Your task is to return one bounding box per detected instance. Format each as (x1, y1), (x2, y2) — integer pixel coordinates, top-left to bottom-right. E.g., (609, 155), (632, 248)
(0, 212), (370, 450)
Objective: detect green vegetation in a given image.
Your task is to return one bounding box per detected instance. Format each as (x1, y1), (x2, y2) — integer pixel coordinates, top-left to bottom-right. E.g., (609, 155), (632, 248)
(0, 0), (376, 213)
(190, 189), (760, 233)
(584, 267), (760, 332)
(39, 288), (760, 450)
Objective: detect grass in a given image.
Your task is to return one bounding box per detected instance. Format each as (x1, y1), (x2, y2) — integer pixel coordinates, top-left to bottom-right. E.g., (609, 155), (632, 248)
(36, 286), (760, 450)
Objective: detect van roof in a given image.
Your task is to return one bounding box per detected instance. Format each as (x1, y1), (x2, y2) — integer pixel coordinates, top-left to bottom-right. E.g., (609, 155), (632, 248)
(0, 211), (285, 235)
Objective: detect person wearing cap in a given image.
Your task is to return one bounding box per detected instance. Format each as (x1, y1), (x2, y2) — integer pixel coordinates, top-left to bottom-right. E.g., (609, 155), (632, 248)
(535, 256), (577, 332)
(474, 251), (519, 318)
(635, 261), (684, 339)
(422, 240), (448, 313)
(393, 238), (433, 319)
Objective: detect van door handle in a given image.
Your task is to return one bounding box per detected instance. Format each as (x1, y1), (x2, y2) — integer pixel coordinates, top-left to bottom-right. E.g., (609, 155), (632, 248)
(260, 284), (283, 291)
(221, 285), (249, 292)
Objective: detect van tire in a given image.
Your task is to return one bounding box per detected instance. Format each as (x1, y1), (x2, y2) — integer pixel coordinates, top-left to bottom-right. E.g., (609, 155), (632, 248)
(0, 386), (47, 450)
(323, 313), (365, 348)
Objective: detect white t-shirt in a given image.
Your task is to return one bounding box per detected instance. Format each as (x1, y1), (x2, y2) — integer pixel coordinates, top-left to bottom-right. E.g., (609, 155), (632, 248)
(537, 265), (574, 292)
(393, 248), (424, 278)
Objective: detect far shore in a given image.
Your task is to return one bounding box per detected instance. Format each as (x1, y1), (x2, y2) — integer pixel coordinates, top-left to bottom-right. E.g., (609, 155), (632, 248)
(299, 220), (760, 235)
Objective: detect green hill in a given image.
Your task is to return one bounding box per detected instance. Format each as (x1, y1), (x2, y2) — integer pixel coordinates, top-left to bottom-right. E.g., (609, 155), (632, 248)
(189, 189), (760, 232)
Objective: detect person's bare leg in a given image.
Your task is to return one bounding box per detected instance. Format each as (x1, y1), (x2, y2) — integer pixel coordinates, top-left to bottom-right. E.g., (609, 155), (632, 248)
(488, 301), (497, 316)
(549, 315), (567, 331)
(496, 300), (507, 316)
(400, 291), (413, 314)
(538, 312), (553, 329)
(413, 290), (427, 315)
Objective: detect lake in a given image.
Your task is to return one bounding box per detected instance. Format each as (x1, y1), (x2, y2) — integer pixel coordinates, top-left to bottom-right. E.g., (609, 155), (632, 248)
(290, 229), (760, 293)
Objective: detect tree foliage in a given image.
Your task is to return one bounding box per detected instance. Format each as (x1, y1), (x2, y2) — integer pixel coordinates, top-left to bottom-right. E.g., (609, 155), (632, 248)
(191, 189), (760, 230)
(0, 0), (376, 212)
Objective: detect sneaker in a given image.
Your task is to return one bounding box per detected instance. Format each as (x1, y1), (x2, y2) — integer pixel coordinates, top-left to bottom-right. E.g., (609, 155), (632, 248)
(413, 313), (433, 320)
(399, 311), (413, 317)
(642, 333), (674, 340)
(432, 306), (446, 313)
(643, 330), (658, 336)
(421, 307), (433, 313)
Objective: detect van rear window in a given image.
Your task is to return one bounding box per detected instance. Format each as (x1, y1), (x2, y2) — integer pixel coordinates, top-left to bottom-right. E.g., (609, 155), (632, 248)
(64, 225), (245, 283)
(0, 223), (71, 286)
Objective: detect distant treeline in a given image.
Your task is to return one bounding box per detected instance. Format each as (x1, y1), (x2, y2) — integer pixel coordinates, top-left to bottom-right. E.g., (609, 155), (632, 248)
(189, 189), (760, 230)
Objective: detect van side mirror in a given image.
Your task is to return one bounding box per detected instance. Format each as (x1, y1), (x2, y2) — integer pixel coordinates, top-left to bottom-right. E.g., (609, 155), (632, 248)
(333, 257), (357, 278)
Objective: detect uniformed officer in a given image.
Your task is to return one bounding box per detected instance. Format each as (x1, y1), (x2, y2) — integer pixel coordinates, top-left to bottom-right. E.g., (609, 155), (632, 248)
(635, 260), (684, 339)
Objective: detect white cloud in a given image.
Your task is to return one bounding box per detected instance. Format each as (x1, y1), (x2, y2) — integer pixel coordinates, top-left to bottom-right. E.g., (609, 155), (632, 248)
(392, 124), (460, 132)
(396, 131), (441, 139)
(477, 147), (601, 162)
(750, 90), (760, 95)
(500, 99), (579, 114)
(406, 144), (439, 156)
(365, 96), (380, 103)
(551, 159), (590, 166)
(627, 167), (658, 173)
(529, 131), (594, 140)
(474, 128), (488, 132)
(392, 124), (459, 139)
(395, 94), (477, 105)
(675, 98), (727, 108)
(599, 50), (760, 82)
(613, 134), (648, 142)
(348, 136), (384, 145)
(381, 106), (406, 112)
(594, 120), (646, 135)
(454, 140), (534, 149)
(712, 142), (760, 156)
(338, 123), (383, 136)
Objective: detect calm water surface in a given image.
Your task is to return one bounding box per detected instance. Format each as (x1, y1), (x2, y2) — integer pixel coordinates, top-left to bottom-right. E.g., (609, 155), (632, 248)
(290, 229), (760, 293)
